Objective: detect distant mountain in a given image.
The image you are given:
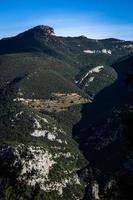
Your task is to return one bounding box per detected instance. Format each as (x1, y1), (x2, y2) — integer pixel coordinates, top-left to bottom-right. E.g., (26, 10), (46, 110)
(0, 25), (133, 199)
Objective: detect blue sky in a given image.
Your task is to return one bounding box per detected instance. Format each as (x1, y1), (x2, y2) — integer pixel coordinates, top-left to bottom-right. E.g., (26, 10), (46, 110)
(0, 0), (133, 40)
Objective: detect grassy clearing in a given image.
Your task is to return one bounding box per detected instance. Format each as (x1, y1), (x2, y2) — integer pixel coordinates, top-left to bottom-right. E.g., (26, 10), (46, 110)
(15, 92), (91, 113)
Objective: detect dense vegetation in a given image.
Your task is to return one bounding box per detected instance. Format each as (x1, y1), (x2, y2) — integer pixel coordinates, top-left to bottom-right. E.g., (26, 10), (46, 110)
(0, 25), (133, 199)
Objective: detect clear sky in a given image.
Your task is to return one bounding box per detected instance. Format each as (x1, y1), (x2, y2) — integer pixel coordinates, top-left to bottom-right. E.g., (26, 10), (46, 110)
(0, 0), (133, 40)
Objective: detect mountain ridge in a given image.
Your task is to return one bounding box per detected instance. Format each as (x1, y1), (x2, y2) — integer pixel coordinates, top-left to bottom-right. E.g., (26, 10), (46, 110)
(1, 25), (133, 42)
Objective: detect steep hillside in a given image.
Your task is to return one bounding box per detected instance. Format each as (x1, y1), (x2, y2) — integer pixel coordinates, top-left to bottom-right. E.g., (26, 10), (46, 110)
(0, 73), (88, 200)
(73, 55), (133, 199)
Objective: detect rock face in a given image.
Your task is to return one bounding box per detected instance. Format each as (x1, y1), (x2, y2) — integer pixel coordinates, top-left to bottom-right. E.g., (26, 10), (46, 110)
(27, 25), (55, 36)
(0, 107), (86, 199)
(33, 25), (55, 35)
(91, 181), (100, 200)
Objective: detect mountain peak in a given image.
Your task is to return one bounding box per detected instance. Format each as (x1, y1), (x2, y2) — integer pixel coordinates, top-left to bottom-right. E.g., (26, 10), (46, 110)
(17, 25), (55, 38)
(32, 25), (55, 35)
